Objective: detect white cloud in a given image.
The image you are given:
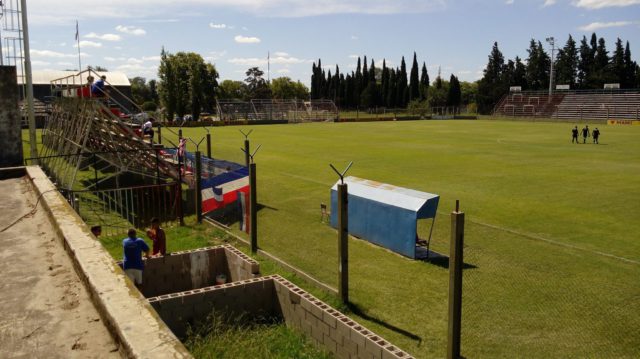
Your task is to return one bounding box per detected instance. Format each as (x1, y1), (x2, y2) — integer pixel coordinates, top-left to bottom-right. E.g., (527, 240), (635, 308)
(59, 42), (67, 46)
(74, 40), (102, 48)
(579, 20), (635, 31)
(348, 55), (359, 59)
(27, 0), (447, 25)
(277, 69), (291, 74)
(234, 35), (261, 44)
(206, 50), (228, 61)
(573, 0), (640, 9)
(32, 60), (51, 66)
(115, 25), (147, 36)
(543, 0), (557, 6)
(142, 55), (162, 61)
(85, 32), (122, 41)
(56, 61), (74, 66)
(209, 23), (227, 29)
(228, 54), (308, 66)
(350, 35), (359, 40)
(273, 51), (289, 57)
(505, 0), (514, 4)
(31, 49), (87, 58)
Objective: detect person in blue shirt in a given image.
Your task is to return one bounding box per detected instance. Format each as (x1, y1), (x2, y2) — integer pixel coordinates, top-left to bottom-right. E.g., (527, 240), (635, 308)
(91, 75), (107, 97)
(122, 228), (150, 288)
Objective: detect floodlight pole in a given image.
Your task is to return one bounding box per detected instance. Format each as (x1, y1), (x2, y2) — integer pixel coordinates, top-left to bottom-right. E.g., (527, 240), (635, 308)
(330, 161), (353, 304)
(447, 200), (465, 359)
(20, 0), (38, 163)
(546, 37), (555, 103)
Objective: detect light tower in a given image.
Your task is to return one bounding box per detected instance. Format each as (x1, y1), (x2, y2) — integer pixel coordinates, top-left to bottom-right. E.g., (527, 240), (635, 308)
(546, 36), (555, 103)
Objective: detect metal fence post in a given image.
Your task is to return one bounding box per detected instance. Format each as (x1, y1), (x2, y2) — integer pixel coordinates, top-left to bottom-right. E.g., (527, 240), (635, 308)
(206, 133), (211, 158)
(195, 151), (202, 223)
(157, 124), (162, 145)
(338, 182), (349, 304)
(447, 200), (465, 359)
(244, 139), (250, 168)
(249, 162), (257, 253)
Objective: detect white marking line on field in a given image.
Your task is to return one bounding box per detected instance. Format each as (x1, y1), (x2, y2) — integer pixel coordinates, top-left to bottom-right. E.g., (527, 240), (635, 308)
(466, 217), (640, 266)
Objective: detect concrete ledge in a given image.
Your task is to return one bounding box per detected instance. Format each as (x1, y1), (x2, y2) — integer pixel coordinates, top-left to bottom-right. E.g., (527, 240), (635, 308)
(26, 166), (191, 359)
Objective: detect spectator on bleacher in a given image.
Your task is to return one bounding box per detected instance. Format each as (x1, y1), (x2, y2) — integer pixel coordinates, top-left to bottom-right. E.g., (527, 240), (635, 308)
(78, 75), (94, 98)
(572, 126), (579, 144)
(142, 118), (154, 141)
(91, 75), (107, 97)
(593, 128), (600, 144)
(581, 125), (590, 144)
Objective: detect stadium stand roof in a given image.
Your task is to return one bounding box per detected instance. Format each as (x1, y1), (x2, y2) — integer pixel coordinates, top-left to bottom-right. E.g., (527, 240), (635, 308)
(18, 70), (131, 86)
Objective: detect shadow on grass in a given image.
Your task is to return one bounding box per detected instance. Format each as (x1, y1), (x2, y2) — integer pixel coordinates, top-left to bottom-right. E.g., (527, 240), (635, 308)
(415, 247), (477, 270)
(346, 302), (423, 345)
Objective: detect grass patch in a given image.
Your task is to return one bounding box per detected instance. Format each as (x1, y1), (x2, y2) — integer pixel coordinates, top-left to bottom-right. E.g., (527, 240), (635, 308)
(185, 313), (331, 359)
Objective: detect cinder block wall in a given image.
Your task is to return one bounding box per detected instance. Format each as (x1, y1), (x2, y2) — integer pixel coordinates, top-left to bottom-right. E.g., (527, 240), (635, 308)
(148, 277), (279, 338)
(119, 245), (260, 298)
(149, 274), (414, 359)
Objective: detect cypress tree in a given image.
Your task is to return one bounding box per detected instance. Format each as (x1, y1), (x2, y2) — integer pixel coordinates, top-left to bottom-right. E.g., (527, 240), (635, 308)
(409, 52), (420, 101)
(555, 35), (578, 88)
(624, 42), (635, 88)
(362, 56), (369, 89)
(420, 62), (429, 101)
(513, 56), (528, 89)
(387, 69), (397, 108)
(381, 59), (389, 107)
(578, 36), (594, 88)
(355, 58), (362, 106)
(447, 74), (462, 107)
(594, 37), (613, 85)
(398, 57), (408, 107)
(477, 42), (506, 114)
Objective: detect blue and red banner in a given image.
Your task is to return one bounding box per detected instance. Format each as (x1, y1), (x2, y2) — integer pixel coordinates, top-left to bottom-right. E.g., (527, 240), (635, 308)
(201, 166), (250, 214)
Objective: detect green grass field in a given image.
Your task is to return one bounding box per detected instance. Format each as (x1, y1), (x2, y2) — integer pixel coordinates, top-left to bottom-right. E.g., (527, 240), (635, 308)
(24, 119), (640, 358)
(163, 119), (639, 358)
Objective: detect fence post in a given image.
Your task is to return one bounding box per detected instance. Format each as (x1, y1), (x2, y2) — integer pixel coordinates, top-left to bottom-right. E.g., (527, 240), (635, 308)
(155, 148), (160, 184)
(177, 153), (184, 226)
(338, 182), (349, 304)
(157, 124), (162, 145)
(178, 128), (183, 140)
(249, 162), (257, 253)
(206, 133), (211, 158)
(195, 151), (202, 223)
(244, 139), (250, 168)
(447, 200), (465, 359)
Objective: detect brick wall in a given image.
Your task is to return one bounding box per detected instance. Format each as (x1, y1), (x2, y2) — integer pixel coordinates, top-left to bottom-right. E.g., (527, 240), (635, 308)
(149, 274), (414, 358)
(119, 245), (260, 298)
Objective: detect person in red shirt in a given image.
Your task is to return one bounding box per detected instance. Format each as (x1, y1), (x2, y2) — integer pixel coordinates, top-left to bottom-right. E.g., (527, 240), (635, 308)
(146, 218), (166, 256)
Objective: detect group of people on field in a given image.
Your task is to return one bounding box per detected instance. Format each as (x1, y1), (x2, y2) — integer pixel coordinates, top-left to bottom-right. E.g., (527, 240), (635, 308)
(92, 218), (166, 289)
(572, 125), (600, 144)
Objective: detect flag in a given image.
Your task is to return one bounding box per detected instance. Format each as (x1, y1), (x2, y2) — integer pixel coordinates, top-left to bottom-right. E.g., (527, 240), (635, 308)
(75, 21), (79, 41)
(201, 166), (250, 214)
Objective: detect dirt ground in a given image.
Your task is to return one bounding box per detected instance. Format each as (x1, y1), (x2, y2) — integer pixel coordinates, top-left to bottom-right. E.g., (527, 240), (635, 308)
(0, 177), (120, 358)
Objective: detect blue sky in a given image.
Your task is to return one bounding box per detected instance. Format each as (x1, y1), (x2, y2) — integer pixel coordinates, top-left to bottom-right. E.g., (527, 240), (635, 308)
(11, 0), (640, 86)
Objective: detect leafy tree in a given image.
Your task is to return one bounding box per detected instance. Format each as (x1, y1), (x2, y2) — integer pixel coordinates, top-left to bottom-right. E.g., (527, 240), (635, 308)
(130, 76), (151, 105)
(593, 37), (614, 85)
(244, 67), (272, 99)
(555, 35), (578, 88)
(611, 38), (625, 86)
(577, 35), (594, 88)
(525, 39), (550, 90)
(624, 42), (635, 88)
(477, 42), (506, 114)
(271, 77), (309, 99)
(157, 49), (218, 120)
(386, 68), (397, 108)
(460, 81), (478, 106)
(513, 56), (528, 88)
(217, 80), (247, 100)
(93, 65), (108, 71)
(409, 52), (420, 101)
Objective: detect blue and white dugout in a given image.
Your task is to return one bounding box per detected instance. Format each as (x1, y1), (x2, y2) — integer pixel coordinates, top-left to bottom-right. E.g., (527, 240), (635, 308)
(330, 176), (439, 259)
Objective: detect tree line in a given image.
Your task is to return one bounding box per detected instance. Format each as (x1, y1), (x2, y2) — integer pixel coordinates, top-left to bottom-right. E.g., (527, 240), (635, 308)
(309, 53), (463, 110)
(477, 33), (640, 113)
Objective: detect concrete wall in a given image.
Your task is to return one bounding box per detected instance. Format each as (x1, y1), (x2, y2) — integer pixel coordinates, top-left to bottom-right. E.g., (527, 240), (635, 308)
(124, 245), (260, 298)
(0, 66), (24, 167)
(26, 166), (191, 358)
(149, 274), (414, 359)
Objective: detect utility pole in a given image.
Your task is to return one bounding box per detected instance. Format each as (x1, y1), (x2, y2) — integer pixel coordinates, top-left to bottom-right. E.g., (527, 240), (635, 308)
(330, 161), (353, 304)
(546, 37), (555, 103)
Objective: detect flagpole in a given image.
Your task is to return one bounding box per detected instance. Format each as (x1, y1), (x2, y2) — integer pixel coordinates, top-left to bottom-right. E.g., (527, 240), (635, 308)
(76, 20), (81, 71)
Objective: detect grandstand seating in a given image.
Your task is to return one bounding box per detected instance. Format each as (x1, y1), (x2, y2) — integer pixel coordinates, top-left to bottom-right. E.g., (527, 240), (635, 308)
(217, 99), (338, 123)
(493, 90), (640, 120)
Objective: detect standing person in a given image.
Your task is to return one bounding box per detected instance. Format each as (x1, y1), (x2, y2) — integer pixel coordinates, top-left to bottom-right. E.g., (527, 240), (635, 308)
(90, 225), (102, 237)
(592, 127), (600, 144)
(122, 228), (150, 288)
(581, 125), (590, 144)
(571, 126), (579, 143)
(146, 218), (166, 257)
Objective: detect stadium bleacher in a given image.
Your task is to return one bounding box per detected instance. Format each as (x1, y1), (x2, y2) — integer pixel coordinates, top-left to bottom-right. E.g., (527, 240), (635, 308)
(493, 90), (640, 120)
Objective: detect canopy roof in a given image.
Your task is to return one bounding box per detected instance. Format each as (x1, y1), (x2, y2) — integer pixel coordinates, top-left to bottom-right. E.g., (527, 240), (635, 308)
(18, 70), (131, 86)
(331, 176), (439, 218)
